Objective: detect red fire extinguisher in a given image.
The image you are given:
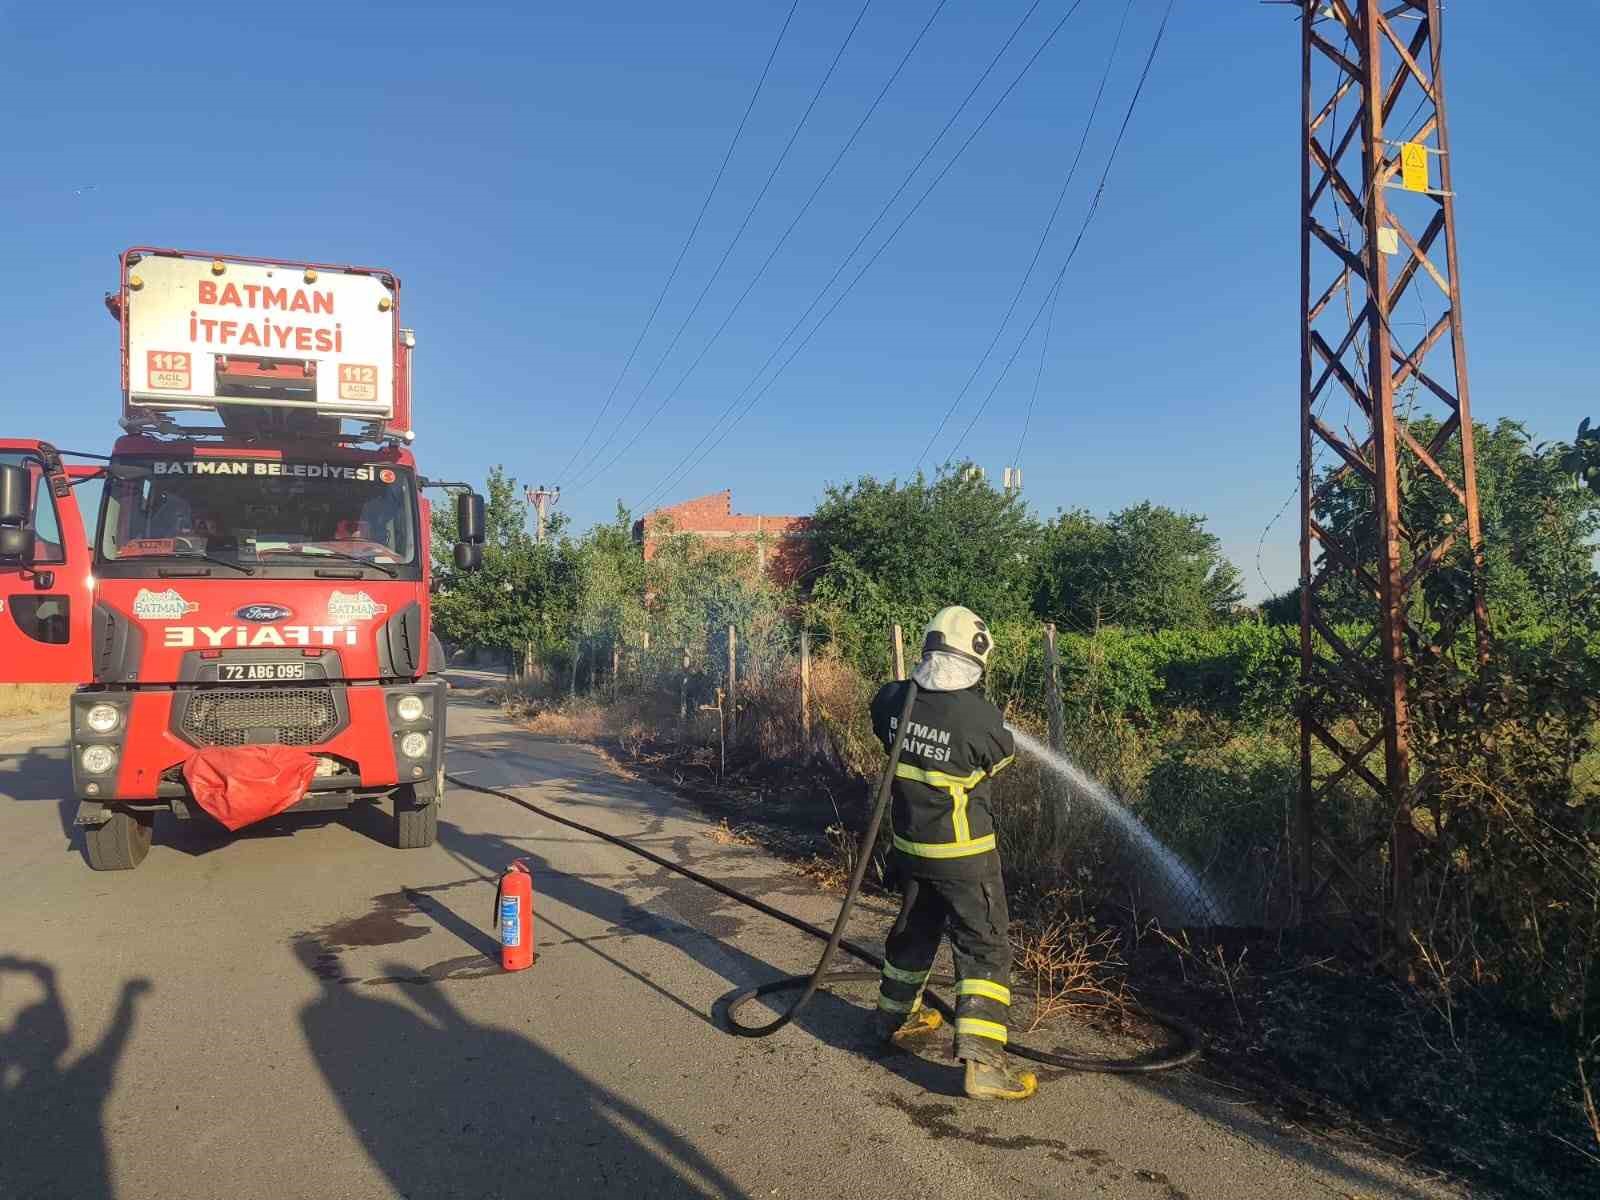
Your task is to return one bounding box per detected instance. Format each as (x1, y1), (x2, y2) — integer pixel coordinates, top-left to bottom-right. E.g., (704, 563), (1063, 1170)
(494, 860), (535, 971)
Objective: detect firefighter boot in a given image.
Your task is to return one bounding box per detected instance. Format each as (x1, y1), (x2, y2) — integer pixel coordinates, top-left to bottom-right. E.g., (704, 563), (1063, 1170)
(963, 1058), (1038, 1101)
(875, 1005), (943, 1046)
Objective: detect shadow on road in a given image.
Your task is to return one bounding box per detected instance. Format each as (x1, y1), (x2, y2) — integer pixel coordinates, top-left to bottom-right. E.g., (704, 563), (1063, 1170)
(291, 937), (751, 1199)
(0, 957), (149, 1200)
(0, 742), (80, 848)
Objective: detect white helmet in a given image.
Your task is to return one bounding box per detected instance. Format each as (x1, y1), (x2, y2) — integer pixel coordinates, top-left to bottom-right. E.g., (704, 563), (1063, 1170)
(922, 605), (992, 668)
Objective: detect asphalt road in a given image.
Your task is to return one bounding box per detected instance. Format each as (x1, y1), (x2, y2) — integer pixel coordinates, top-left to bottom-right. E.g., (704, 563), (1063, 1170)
(0, 678), (1465, 1200)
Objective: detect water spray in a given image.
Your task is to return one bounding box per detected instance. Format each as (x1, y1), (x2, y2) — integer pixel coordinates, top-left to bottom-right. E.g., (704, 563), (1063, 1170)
(1008, 728), (1231, 926)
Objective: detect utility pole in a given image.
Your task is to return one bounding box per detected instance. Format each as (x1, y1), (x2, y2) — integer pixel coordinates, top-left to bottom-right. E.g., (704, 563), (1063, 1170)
(1298, 0), (1486, 948)
(525, 484), (560, 544)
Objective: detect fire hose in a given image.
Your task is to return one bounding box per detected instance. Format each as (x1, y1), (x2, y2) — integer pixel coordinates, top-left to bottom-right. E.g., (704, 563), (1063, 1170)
(444, 681), (1202, 1073)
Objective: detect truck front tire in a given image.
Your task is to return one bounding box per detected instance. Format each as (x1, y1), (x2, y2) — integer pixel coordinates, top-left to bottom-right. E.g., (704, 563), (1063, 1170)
(393, 770), (441, 849)
(84, 810), (154, 871)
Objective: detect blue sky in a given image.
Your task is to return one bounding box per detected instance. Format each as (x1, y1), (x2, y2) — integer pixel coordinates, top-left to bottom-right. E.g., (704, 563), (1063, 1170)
(2, 1), (1594, 599)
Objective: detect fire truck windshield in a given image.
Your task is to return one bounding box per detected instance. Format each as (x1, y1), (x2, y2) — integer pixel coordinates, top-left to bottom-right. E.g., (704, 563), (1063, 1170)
(97, 457), (419, 577)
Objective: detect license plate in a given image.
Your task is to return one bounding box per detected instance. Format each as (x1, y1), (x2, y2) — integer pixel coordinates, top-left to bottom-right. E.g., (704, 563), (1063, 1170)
(219, 662), (307, 682)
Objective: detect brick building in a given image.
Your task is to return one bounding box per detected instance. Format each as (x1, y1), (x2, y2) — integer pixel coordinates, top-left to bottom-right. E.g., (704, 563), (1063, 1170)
(633, 490), (812, 584)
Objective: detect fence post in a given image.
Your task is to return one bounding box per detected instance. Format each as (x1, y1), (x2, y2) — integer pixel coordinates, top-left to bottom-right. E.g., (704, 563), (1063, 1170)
(892, 623), (906, 681)
(570, 634), (579, 700)
(727, 624), (738, 738)
(680, 647), (690, 722)
(611, 640), (621, 700)
(716, 687), (726, 781)
(800, 628), (812, 741)
(1044, 623), (1065, 754)
(1043, 622), (1065, 850)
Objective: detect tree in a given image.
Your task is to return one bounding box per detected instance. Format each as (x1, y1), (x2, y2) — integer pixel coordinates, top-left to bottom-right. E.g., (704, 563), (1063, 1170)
(429, 465), (581, 659)
(1030, 508), (1112, 627)
(1279, 419), (1600, 634)
(642, 529), (791, 678)
(806, 466), (1041, 671)
(1562, 416), (1600, 497)
(1035, 503), (1244, 632)
(572, 506), (647, 651)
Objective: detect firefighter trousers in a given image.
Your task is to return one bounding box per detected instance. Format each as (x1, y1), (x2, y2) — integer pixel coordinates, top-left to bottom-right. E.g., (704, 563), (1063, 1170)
(877, 866), (1013, 1068)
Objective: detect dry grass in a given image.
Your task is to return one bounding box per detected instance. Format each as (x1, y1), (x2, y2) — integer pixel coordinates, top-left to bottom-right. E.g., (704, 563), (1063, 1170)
(1012, 911), (1129, 1032)
(1578, 1051), (1600, 1162)
(705, 819), (758, 848)
(792, 822), (876, 892)
(0, 683), (73, 720)
(1151, 927), (1253, 1029)
(525, 705), (610, 742)
(729, 655), (877, 773)
(496, 678), (556, 718)
(502, 653), (882, 789)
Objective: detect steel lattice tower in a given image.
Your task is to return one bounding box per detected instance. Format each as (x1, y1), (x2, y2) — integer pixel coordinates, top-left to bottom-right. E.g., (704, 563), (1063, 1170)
(1297, 0), (1487, 943)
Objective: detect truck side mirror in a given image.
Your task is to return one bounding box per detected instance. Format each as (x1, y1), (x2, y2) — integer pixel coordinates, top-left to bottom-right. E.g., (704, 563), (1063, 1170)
(0, 464), (35, 564)
(456, 491), (485, 544)
(453, 541), (483, 571)
(0, 463), (28, 525)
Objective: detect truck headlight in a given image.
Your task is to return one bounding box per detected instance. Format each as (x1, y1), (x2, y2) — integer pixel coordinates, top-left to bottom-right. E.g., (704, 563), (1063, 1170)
(80, 744), (119, 775)
(84, 703), (122, 734)
(400, 732), (430, 759)
(396, 695), (426, 723)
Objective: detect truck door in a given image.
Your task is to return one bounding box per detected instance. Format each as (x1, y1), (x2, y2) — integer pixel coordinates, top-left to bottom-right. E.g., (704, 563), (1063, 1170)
(0, 439), (93, 684)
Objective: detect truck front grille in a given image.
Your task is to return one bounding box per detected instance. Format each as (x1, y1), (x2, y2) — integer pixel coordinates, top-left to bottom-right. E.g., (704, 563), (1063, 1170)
(180, 687), (341, 747)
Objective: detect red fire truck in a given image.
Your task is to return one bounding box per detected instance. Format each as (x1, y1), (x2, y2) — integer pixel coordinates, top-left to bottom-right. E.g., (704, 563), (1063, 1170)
(0, 248), (483, 870)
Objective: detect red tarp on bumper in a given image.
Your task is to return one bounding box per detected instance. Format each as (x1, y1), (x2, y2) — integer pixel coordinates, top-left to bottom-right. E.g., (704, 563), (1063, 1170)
(182, 746), (318, 830)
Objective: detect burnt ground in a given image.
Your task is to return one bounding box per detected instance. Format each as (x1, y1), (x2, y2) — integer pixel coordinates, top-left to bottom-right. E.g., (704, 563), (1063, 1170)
(557, 723), (1597, 1200)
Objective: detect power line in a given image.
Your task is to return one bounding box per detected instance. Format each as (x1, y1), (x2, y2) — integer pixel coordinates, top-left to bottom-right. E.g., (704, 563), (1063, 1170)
(1014, 269), (1063, 470)
(915, 0), (1135, 473)
(629, 0), (1062, 515)
(554, 0), (802, 486)
(939, 0), (1177, 468)
(570, 0), (951, 492)
(631, 0), (1088, 516)
(571, 0), (882, 489)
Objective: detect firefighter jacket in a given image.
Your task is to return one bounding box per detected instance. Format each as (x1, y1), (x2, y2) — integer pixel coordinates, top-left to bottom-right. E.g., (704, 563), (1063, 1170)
(870, 680), (1016, 878)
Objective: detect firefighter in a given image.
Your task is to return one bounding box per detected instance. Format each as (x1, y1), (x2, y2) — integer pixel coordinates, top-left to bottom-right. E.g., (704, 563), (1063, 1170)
(868, 605), (1036, 1101)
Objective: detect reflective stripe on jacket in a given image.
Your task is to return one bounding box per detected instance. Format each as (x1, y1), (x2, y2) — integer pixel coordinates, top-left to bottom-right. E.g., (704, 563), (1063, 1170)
(870, 680), (1015, 877)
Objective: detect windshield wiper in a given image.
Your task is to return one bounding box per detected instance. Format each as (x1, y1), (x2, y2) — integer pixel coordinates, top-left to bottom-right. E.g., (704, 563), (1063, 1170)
(163, 551), (255, 576)
(271, 548), (397, 577)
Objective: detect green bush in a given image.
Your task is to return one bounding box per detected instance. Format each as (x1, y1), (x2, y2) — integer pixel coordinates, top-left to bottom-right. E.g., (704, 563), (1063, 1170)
(1019, 624), (1301, 728)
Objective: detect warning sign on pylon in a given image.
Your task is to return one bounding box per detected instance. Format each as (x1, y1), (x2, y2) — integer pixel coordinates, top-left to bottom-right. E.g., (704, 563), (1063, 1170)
(1400, 143), (1430, 193)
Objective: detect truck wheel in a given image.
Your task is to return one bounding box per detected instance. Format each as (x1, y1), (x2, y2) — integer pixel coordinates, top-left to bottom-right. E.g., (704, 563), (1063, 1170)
(393, 781), (438, 849)
(83, 811), (155, 871)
